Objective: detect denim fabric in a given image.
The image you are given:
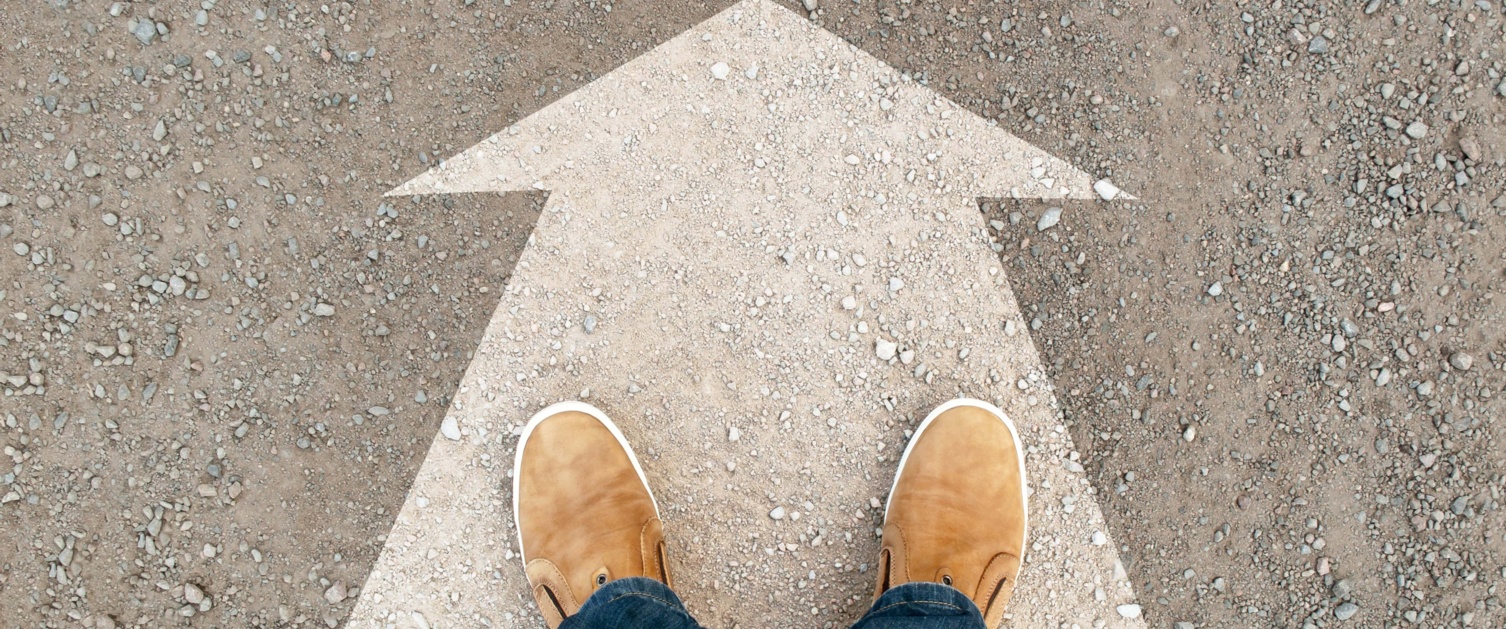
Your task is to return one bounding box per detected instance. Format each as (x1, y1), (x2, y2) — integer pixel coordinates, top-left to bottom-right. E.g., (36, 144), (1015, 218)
(849, 582), (988, 629)
(563, 578), (985, 629)
(560, 577), (707, 629)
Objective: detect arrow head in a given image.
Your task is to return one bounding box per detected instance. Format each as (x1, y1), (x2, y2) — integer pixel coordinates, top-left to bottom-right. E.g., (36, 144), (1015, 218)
(388, 0), (1129, 202)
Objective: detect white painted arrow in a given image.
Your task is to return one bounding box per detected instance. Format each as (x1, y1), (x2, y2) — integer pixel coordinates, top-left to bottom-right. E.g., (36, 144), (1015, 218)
(350, 1), (1142, 627)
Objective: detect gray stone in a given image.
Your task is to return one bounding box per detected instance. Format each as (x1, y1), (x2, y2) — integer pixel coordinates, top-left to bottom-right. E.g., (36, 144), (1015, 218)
(1449, 352), (1473, 371)
(1459, 138), (1482, 162)
(131, 19), (157, 44)
(1405, 121), (1428, 139)
(1036, 207), (1062, 231)
(1335, 602), (1359, 621)
(324, 581), (347, 604)
(1307, 35), (1329, 54)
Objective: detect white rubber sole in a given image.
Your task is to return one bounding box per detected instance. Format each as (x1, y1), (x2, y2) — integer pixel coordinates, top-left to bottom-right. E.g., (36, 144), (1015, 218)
(511, 401), (660, 563)
(883, 398), (1029, 540)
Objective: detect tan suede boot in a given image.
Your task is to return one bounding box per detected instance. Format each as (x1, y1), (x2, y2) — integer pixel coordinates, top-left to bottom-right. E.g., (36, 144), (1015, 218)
(512, 402), (671, 628)
(874, 399), (1029, 628)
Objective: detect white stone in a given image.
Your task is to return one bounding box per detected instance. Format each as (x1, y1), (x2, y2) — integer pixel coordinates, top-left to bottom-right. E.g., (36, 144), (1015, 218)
(440, 416), (461, 441)
(183, 584), (205, 605)
(1093, 178), (1121, 200)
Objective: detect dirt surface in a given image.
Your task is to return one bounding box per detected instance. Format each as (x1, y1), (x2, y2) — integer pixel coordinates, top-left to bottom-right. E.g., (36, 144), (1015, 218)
(2, 1), (1504, 629)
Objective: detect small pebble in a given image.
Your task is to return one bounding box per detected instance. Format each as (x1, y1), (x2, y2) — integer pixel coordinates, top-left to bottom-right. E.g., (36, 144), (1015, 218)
(1334, 602), (1359, 621)
(131, 19), (158, 44)
(1093, 179), (1121, 200)
(1448, 352), (1472, 371)
(324, 581), (348, 604)
(440, 416), (461, 441)
(1036, 207), (1062, 231)
(183, 583), (205, 605)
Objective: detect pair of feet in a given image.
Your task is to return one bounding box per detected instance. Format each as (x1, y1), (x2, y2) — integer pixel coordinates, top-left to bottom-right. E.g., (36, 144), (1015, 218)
(512, 399), (1029, 628)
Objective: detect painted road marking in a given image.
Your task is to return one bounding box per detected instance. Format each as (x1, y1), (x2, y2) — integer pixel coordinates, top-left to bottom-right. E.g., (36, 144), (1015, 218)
(351, 1), (1143, 627)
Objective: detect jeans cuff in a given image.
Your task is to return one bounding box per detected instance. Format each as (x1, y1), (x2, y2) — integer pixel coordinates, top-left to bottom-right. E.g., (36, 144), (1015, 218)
(562, 576), (699, 629)
(584, 576), (682, 603)
(868, 581), (986, 618)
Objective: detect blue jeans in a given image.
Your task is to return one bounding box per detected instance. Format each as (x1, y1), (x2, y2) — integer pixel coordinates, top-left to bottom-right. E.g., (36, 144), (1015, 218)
(560, 577), (986, 629)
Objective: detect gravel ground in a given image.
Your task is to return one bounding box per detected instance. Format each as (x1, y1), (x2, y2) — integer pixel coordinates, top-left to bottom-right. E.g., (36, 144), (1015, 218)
(2, 0), (1505, 628)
